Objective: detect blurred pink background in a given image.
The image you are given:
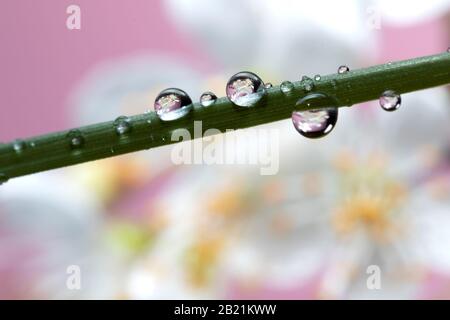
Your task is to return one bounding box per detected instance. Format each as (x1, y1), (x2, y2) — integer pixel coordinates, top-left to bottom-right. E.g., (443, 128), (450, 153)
(0, 0), (213, 140)
(1, 0), (450, 300)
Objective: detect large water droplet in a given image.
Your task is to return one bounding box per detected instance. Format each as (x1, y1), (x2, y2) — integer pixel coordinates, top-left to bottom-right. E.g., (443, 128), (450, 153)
(301, 76), (314, 92)
(13, 139), (26, 153)
(200, 91), (217, 107)
(280, 81), (294, 94)
(226, 71), (266, 107)
(379, 90), (401, 112)
(264, 83), (273, 89)
(338, 65), (349, 74)
(114, 116), (132, 135)
(292, 93), (338, 139)
(314, 75), (321, 81)
(0, 173), (9, 185)
(67, 130), (85, 149)
(154, 88), (193, 121)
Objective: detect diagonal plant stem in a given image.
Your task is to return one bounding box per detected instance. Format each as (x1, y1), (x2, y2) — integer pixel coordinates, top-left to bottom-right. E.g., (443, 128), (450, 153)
(1, 53), (450, 181)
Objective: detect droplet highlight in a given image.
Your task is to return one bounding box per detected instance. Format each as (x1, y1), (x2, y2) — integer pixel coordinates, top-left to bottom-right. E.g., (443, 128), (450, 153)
(314, 75), (321, 81)
(12, 139), (26, 153)
(338, 65), (349, 74)
(291, 93), (338, 139)
(280, 81), (294, 94)
(154, 88), (193, 121)
(200, 91), (217, 107)
(264, 83), (273, 89)
(67, 130), (85, 149)
(226, 71), (266, 107)
(379, 90), (401, 112)
(301, 76), (314, 92)
(144, 111), (153, 124)
(114, 116), (132, 135)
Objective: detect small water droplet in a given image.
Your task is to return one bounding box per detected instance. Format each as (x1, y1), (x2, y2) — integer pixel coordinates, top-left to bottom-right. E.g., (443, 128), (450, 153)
(12, 139), (26, 153)
(301, 76), (314, 92)
(338, 65), (349, 74)
(280, 81), (294, 94)
(0, 173), (9, 185)
(292, 93), (338, 139)
(314, 75), (321, 81)
(330, 80), (338, 91)
(226, 71), (266, 107)
(114, 116), (132, 135)
(30, 142), (36, 147)
(67, 130), (85, 149)
(264, 83), (273, 89)
(379, 90), (401, 112)
(144, 110), (153, 124)
(200, 91), (217, 107)
(154, 88), (193, 121)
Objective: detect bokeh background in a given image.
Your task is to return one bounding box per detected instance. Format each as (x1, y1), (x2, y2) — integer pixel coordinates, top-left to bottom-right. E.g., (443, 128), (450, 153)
(1, 0), (450, 299)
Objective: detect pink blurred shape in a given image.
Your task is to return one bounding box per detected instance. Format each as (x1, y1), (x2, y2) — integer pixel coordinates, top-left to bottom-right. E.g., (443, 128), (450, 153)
(0, 0), (206, 141)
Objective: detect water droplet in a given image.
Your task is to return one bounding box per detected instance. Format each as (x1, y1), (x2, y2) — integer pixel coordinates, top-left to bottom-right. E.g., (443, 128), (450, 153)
(67, 130), (85, 149)
(12, 139), (26, 153)
(338, 65), (349, 74)
(226, 71), (266, 107)
(447, 47), (450, 53)
(280, 81), (294, 94)
(314, 75), (321, 81)
(154, 88), (193, 121)
(114, 116), (132, 135)
(264, 83), (273, 89)
(292, 93), (338, 139)
(331, 80), (338, 89)
(301, 76), (314, 92)
(30, 142), (36, 148)
(200, 91), (217, 107)
(144, 112), (153, 124)
(0, 173), (9, 185)
(379, 90), (401, 112)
